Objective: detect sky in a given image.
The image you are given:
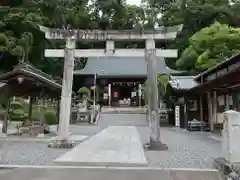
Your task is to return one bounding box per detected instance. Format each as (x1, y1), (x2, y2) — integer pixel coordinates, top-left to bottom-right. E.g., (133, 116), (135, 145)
(127, 0), (142, 6)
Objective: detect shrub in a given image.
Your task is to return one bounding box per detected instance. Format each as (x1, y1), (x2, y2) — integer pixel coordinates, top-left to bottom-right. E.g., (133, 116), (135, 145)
(78, 87), (91, 101)
(10, 101), (22, 109)
(9, 109), (28, 121)
(44, 110), (57, 125)
(31, 108), (40, 122)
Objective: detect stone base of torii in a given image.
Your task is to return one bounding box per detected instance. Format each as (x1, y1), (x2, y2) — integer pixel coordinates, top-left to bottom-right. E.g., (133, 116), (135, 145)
(39, 25), (182, 150)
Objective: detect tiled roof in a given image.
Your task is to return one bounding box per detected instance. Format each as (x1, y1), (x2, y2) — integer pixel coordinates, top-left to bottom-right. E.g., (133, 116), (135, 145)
(74, 57), (184, 76)
(0, 62), (61, 89)
(0, 82), (6, 88)
(169, 76), (199, 91)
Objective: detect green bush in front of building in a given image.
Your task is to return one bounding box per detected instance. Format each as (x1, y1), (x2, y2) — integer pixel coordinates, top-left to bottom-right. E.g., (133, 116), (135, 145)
(9, 101), (28, 121)
(78, 87), (91, 101)
(44, 110), (57, 125)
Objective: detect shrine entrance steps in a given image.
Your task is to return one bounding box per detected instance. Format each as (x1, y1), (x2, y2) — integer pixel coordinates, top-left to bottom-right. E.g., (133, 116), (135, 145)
(101, 107), (146, 114)
(0, 166), (223, 180)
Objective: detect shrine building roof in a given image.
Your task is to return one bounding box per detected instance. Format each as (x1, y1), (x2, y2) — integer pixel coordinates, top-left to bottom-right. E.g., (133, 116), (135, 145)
(74, 57), (184, 77)
(169, 76), (199, 91)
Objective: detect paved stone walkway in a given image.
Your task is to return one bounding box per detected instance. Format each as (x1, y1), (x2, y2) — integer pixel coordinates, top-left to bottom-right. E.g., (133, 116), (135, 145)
(54, 126), (147, 166)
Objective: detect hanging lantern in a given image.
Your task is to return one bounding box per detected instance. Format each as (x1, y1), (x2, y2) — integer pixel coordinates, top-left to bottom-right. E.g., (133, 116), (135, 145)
(17, 76), (24, 84)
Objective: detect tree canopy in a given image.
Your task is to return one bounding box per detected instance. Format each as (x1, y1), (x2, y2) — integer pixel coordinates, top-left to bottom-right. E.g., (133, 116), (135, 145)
(176, 23), (240, 72)
(147, 0), (240, 72)
(0, 0), (240, 76)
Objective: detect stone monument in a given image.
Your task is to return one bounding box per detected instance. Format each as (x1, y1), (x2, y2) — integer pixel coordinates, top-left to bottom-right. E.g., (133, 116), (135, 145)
(222, 110), (240, 162)
(213, 110), (240, 180)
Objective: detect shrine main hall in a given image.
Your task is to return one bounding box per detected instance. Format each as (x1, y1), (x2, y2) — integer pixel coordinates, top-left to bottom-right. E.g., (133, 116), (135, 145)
(73, 57), (182, 107)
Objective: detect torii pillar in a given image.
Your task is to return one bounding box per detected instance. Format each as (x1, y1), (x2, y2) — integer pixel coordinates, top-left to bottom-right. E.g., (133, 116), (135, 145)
(39, 25), (182, 149)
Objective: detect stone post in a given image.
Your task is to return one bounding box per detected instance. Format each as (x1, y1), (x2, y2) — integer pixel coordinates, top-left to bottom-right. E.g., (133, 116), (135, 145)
(48, 38), (76, 148)
(222, 110), (240, 162)
(145, 40), (167, 150)
(58, 38), (75, 141)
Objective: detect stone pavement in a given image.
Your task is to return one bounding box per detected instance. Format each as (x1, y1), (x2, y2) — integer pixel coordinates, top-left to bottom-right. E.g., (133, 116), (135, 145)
(54, 126), (147, 167)
(0, 166), (222, 180)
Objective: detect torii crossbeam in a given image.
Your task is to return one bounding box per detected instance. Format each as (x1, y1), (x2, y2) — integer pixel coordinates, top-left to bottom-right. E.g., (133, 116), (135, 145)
(39, 25), (182, 149)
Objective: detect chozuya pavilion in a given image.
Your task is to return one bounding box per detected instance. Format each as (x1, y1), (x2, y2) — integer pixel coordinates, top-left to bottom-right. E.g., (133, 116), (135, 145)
(73, 56), (183, 107)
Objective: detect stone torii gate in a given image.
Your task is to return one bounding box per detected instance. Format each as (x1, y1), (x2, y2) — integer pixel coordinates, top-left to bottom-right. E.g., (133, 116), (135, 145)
(39, 25), (182, 148)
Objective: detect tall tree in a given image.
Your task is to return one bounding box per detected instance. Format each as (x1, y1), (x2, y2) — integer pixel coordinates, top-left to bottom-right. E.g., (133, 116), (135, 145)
(176, 23), (240, 72)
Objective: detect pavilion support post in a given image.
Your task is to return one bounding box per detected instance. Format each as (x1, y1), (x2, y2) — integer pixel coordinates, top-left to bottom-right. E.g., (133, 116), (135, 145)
(38, 91), (45, 137)
(138, 84), (142, 107)
(225, 93), (230, 111)
(208, 92), (214, 131)
(213, 91), (217, 130)
(28, 95), (33, 122)
(200, 95), (204, 131)
(2, 97), (10, 134)
(56, 97), (60, 131)
(184, 99), (188, 129)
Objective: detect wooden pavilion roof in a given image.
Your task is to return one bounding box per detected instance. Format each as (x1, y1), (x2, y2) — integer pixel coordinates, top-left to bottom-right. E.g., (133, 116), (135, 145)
(189, 53), (240, 94)
(0, 62), (62, 97)
(168, 53), (240, 95)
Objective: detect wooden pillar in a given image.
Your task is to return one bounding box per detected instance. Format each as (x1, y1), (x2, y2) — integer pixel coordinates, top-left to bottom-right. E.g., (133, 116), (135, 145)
(225, 93), (230, 111)
(39, 90), (45, 136)
(2, 97), (10, 134)
(207, 92), (214, 131)
(213, 91), (217, 129)
(138, 84), (142, 107)
(57, 97), (60, 131)
(200, 95), (203, 131)
(184, 98), (188, 129)
(28, 95), (33, 122)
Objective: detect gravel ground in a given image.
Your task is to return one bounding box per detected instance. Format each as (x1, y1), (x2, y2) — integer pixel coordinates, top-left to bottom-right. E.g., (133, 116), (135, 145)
(144, 128), (222, 169)
(0, 113), (222, 168)
(0, 141), (69, 165)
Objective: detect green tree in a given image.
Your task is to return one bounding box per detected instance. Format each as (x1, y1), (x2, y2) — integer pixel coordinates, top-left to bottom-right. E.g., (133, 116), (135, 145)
(144, 0), (238, 70)
(176, 23), (240, 72)
(158, 75), (170, 99)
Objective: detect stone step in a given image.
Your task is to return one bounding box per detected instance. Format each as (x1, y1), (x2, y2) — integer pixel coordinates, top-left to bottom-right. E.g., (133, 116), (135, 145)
(53, 126), (147, 167)
(101, 107), (147, 114)
(0, 166), (223, 180)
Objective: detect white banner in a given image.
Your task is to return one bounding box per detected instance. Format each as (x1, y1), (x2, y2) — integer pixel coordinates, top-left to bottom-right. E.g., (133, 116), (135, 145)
(175, 106), (180, 127)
